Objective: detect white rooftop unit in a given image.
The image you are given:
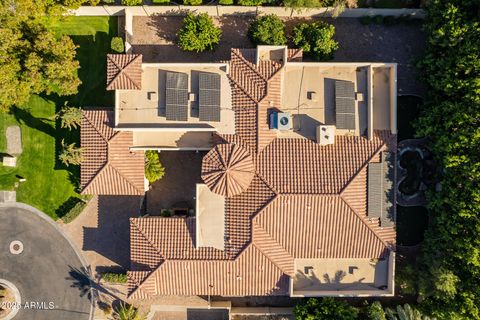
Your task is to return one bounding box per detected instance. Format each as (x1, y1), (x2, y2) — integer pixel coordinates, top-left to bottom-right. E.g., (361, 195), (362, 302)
(270, 112), (292, 131)
(316, 125), (335, 146)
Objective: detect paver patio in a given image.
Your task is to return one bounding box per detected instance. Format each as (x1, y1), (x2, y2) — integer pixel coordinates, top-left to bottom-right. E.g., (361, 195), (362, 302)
(132, 16), (425, 95)
(146, 151), (206, 215)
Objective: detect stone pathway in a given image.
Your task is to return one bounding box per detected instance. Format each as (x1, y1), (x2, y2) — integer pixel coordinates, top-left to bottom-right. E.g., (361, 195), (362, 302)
(6, 126), (22, 155)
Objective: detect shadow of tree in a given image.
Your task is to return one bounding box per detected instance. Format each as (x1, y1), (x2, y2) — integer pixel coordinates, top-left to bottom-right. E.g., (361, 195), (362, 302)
(67, 265), (122, 303)
(9, 106), (55, 138)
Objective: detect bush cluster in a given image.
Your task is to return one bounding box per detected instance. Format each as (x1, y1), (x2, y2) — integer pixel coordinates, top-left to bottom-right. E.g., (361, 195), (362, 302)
(60, 198), (89, 224)
(101, 272), (128, 283)
(110, 37), (124, 53)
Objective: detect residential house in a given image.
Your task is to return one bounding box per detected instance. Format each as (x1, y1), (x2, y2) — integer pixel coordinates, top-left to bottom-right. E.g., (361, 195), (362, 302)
(80, 46), (398, 299)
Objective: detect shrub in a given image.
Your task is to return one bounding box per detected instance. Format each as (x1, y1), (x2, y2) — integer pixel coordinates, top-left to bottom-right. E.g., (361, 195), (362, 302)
(121, 0), (142, 5)
(373, 15), (384, 24)
(145, 151), (165, 184)
(102, 272), (128, 284)
(183, 0), (202, 4)
(237, 0), (263, 5)
(111, 37), (125, 53)
(248, 15), (286, 46)
(101, 0), (116, 3)
(60, 197), (90, 224)
(114, 302), (146, 320)
(359, 15), (373, 25)
(219, 0), (234, 4)
(160, 209), (172, 217)
(383, 15), (397, 26)
(152, 0), (170, 3)
(365, 301), (386, 320)
(294, 298), (359, 320)
(177, 13), (222, 52)
(292, 21), (338, 61)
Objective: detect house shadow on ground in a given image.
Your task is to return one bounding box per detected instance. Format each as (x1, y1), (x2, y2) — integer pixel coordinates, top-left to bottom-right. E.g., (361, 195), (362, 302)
(146, 151), (206, 215)
(82, 195), (143, 273)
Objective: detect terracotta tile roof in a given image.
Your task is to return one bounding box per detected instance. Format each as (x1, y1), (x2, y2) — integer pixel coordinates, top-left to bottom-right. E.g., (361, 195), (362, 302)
(81, 110), (145, 195)
(129, 244), (289, 298)
(287, 48), (303, 62)
(106, 54), (142, 90)
(201, 143), (255, 197)
(256, 131), (391, 194)
(229, 49), (267, 103)
(128, 48), (397, 298)
(253, 195), (391, 260)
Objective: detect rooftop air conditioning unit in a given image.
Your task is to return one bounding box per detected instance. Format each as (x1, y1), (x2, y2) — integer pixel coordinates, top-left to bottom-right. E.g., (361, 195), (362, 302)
(269, 112), (292, 131)
(317, 125), (335, 146)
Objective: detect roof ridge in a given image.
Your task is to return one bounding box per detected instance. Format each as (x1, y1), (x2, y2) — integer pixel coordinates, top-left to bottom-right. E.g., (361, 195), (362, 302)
(232, 49), (268, 82)
(82, 110), (110, 143)
(339, 134), (389, 195)
(81, 165), (108, 194)
(107, 54), (141, 90)
(339, 195), (392, 251)
(106, 163), (141, 194)
(130, 218), (163, 258)
(252, 224), (295, 276)
(228, 75), (260, 104)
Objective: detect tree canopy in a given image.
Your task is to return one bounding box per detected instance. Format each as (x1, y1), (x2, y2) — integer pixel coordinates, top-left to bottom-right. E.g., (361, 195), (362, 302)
(248, 14), (287, 46)
(176, 13), (222, 53)
(413, 0), (480, 319)
(294, 298), (359, 320)
(292, 21), (338, 61)
(0, 0), (82, 111)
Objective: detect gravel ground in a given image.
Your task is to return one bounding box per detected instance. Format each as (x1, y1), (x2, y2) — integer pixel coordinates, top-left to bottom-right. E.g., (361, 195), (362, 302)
(132, 16), (425, 95)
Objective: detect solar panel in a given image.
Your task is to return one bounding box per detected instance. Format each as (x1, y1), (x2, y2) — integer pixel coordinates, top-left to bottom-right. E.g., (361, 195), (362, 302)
(199, 72), (221, 122)
(166, 72), (188, 121)
(335, 81), (356, 130)
(368, 152), (395, 227)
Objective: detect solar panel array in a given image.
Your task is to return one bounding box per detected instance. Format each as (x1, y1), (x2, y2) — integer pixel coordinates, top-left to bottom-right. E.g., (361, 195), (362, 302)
(166, 72), (189, 121)
(199, 72), (221, 122)
(367, 152), (395, 227)
(335, 80), (356, 130)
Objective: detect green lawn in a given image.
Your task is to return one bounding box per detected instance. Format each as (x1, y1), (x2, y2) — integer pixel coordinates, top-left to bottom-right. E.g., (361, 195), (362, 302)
(0, 16), (117, 219)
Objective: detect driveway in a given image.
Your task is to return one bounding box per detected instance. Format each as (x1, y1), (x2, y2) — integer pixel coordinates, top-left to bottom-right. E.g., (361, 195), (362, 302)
(0, 203), (92, 320)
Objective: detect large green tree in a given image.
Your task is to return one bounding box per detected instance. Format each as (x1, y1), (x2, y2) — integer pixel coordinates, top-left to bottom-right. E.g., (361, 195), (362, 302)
(414, 0), (480, 319)
(176, 13), (222, 53)
(0, 0), (82, 111)
(294, 298), (359, 320)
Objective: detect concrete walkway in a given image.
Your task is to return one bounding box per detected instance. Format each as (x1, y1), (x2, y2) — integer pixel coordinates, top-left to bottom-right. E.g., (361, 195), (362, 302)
(0, 203), (92, 320)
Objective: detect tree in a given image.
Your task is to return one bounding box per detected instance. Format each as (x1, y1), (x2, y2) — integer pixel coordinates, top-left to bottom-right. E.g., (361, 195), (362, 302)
(412, 0), (480, 319)
(176, 13), (222, 53)
(114, 302), (146, 320)
(248, 15), (287, 46)
(59, 140), (83, 166)
(292, 21), (338, 61)
(145, 151), (165, 184)
(56, 104), (82, 130)
(294, 298), (358, 320)
(366, 301), (387, 320)
(111, 37), (125, 53)
(385, 304), (434, 320)
(0, 0), (81, 112)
